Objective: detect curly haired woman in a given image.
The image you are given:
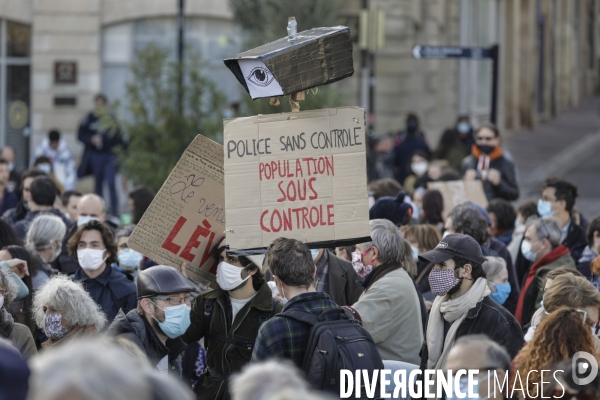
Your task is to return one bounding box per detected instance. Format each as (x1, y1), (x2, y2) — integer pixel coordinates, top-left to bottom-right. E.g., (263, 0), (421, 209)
(32, 275), (106, 350)
(512, 308), (598, 398)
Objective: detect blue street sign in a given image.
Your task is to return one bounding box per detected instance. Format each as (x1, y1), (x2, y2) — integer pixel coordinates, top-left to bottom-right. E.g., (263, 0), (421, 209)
(412, 45), (491, 60)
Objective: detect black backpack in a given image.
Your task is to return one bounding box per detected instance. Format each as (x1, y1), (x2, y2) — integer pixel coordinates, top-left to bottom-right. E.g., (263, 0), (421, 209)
(280, 308), (384, 398)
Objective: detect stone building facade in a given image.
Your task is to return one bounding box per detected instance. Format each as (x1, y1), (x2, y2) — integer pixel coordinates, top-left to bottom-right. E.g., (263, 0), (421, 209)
(0, 0), (596, 171)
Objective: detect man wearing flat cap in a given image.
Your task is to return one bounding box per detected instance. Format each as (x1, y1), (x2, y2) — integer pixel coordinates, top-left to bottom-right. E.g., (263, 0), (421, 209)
(418, 233), (524, 376)
(108, 265), (195, 376)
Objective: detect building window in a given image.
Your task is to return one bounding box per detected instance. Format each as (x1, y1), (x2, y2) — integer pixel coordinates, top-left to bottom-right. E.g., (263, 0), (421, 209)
(0, 19), (31, 170)
(101, 17), (242, 111)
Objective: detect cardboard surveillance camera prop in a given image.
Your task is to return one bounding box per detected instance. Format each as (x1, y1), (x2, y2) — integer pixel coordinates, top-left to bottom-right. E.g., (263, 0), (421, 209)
(224, 26), (353, 100)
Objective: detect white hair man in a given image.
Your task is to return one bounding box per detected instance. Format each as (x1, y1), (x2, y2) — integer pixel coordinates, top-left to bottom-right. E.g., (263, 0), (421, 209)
(351, 219), (424, 365)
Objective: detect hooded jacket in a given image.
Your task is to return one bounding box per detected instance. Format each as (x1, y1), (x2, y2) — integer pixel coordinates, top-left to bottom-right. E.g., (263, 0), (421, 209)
(109, 309), (188, 376)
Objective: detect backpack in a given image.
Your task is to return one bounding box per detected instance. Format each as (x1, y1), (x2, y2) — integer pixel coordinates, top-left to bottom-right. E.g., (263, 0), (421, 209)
(280, 308), (384, 398)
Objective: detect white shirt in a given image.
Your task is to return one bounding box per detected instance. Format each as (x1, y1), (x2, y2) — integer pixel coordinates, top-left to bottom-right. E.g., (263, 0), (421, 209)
(230, 293), (257, 323)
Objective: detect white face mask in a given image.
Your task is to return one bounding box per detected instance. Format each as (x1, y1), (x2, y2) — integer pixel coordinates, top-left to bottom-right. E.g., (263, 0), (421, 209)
(0, 294), (4, 309)
(216, 261), (249, 291)
(37, 163), (52, 174)
(77, 215), (99, 227)
(411, 162), (428, 176)
(77, 248), (107, 271)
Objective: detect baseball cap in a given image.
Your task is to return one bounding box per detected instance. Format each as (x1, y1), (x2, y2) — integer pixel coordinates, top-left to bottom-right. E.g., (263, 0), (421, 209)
(418, 233), (485, 265)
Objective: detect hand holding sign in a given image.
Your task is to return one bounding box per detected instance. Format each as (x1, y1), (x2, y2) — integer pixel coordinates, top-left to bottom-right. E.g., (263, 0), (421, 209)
(128, 135), (225, 288)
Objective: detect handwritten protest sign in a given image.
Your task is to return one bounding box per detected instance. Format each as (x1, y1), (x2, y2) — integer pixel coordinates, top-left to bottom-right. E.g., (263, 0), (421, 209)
(427, 180), (488, 219)
(224, 107), (371, 250)
(128, 135), (225, 287)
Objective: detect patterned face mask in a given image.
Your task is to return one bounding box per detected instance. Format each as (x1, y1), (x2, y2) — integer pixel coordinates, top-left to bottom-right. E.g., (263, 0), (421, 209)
(428, 268), (461, 296)
(44, 313), (69, 341)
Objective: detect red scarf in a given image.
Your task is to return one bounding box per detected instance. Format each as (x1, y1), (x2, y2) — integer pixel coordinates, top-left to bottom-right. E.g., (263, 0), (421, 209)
(515, 245), (570, 323)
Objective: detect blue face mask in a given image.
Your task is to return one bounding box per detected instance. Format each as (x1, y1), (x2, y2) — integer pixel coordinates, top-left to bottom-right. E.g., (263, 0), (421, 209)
(490, 282), (511, 305)
(151, 303), (191, 339)
(411, 246), (419, 261)
(310, 249), (320, 259)
(118, 248), (144, 269)
(457, 122), (471, 134)
(537, 199), (554, 217)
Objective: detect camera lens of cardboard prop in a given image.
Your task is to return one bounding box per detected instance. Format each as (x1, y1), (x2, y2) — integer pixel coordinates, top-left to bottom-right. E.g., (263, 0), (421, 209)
(224, 26), (354, 100)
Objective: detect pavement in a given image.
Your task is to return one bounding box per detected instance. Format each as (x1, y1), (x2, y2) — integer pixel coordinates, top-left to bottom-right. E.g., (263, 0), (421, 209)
(505, 96), (600, 220)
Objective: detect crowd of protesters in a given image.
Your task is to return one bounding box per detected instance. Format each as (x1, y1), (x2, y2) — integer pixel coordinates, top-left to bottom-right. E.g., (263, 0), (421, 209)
(1, 106), (600, 400)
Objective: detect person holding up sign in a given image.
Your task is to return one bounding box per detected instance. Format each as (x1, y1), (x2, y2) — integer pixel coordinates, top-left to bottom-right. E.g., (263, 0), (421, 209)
(461, 124), (519, 201)
(181, 242), (284, 400)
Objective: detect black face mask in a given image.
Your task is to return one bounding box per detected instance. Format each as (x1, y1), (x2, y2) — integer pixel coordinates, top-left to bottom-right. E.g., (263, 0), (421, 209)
(478, 144), (495, 155)
(406, 122), (418, 134)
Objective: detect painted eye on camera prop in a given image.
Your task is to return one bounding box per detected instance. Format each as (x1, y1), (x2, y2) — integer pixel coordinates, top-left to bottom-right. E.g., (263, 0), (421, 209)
(246, 67), (275, 87)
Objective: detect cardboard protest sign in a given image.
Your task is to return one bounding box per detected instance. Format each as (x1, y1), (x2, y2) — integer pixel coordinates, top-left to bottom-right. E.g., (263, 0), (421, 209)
(128, 135), (225, 287)
(427, 180), (488, 219)
(224, 107), (371, 250)
(224, 26), (354, 100)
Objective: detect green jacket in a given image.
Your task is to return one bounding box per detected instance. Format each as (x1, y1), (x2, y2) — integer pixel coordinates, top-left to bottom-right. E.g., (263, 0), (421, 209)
(181, 281), (283, 400)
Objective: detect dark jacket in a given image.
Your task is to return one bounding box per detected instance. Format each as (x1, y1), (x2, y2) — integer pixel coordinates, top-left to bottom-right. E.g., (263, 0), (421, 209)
(392, 136), (431, 184)
(77, 111), (124, 178)
(181, 281), (284, 400)
(53, 219), (118, 275)
(109, 309), (188, 376)
(74, 265), (137, 323)
(322, 250), (364, 306)
(0, 188), (19, 216)
(461, 155), (519, 201)
(485, 238), (520, 315)
(13, 208), (72, 240)
(563, 221), (587, 264)
(419, 296), (524, 371)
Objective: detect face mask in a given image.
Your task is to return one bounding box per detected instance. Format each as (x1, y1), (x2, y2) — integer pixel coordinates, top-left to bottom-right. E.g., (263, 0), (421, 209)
(490, 282), (511, 305)
(0, 294), (3, 309)
(310, 249), (320, 259)
(48, 240), (62, 263)
(8, 163), (14, 172)
(351, 251), (373, 279)
(216, 261), (249, 291)
(411, 246), (419, 261)
(44, 313), (70, 341)
(428, 268), (461, 296)
(537, 199), (554, 217)
(514, 217), (520, 229)
(521, 240), (539, 262)
(118, 248), (144, 269)
(77, 215), (99, 227)
(477, 144), (495, 155)
(457, 122), (471, 134)
(411, 162), (428, 176)
(77, 248), (107, 271)
(274, 277), (288, 304)
(407, 122), (418, 134)
(151, 303), (191, 339)
(37, 163), (52, 174)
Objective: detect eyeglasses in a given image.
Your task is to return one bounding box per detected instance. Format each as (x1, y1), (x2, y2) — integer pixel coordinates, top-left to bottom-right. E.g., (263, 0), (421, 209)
(152, 296), (194, 306)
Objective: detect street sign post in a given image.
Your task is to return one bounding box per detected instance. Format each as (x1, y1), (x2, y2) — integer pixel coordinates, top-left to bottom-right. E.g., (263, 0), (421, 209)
(412, 44), (500, 124)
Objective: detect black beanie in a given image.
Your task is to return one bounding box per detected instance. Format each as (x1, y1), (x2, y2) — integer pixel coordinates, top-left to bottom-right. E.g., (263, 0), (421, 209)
(369, 191), (413, 226)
